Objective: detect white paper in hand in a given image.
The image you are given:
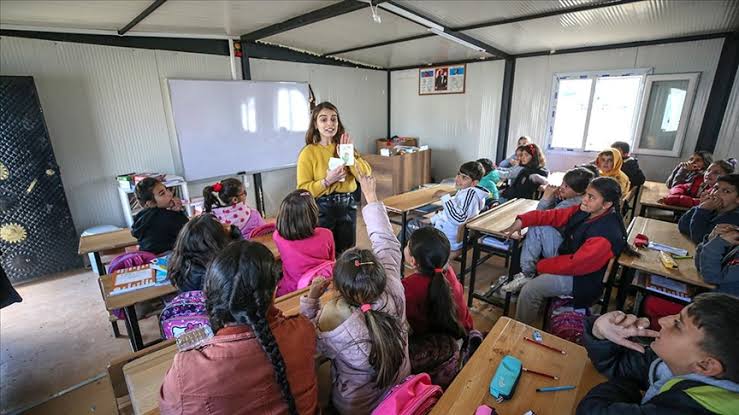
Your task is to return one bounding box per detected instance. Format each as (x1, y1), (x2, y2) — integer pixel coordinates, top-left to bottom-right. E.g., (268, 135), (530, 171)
(328, 157), (346, 182)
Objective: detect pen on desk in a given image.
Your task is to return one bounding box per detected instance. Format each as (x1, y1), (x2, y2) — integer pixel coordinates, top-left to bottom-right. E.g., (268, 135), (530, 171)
(524, 337), (567, 355)
(537, 385), (575, 392)
(523, 367), (559, 380)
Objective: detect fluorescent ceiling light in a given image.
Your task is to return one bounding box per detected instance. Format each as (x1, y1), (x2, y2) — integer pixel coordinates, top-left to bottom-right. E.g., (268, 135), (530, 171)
(429, 28), (485, 52)
(378, 3), (444, 31)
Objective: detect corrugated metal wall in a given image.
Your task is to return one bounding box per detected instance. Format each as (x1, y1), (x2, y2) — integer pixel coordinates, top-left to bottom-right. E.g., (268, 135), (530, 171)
(715, 67), (738, 160)
(509, 38), (725, 180)
(0, 36), (387, 230)
(390, 60), (505, 181)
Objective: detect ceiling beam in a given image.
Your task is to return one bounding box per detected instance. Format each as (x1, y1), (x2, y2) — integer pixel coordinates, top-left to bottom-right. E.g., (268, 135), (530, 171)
(377, 1), (510, 58)
(241, 0), (384, 42)
(118, 0), (167, 36)
(324, 0), (642, 57)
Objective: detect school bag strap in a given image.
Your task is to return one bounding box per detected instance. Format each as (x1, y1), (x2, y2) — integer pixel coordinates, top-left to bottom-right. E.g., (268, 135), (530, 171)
(658, 378), (739, 415)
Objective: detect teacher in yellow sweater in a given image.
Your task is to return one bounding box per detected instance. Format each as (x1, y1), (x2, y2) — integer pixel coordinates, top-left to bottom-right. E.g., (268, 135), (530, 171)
(297, 102), (371, 254)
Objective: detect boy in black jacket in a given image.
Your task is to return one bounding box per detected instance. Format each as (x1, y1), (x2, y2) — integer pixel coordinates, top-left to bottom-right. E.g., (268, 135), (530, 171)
(611, 141), (646, 187)
(577, 293), (739, 415)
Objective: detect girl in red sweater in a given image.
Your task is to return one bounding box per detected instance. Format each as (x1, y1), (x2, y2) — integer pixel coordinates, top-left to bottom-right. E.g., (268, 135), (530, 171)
(660, 159), (735, 208)
(402, 227), (473, 386)
(273, 190), (335, 297)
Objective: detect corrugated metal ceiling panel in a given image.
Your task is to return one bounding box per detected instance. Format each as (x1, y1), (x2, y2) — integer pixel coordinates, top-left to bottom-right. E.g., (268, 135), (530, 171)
(394, 0), (596, 28)
(263, 6), (426, 56)
(0, 0), (335, 36)
(335, 35), (492, 69)
(465, 0), (739, 54)
(0, 0), (150, 31)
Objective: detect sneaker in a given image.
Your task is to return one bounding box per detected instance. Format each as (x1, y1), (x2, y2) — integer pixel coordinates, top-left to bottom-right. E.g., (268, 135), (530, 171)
(502, 272), (533, 293)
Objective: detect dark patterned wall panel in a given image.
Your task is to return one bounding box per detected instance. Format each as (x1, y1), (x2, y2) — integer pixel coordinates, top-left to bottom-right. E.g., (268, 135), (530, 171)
(0, 76), (82, 282)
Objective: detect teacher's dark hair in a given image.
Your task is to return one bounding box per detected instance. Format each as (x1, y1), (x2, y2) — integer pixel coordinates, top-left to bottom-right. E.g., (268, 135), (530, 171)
(205, 241), (298, 415)
(305, 102), (345, 145)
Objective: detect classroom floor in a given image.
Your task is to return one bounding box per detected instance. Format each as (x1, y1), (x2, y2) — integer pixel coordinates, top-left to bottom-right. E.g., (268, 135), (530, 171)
(0, 213), (508, 414)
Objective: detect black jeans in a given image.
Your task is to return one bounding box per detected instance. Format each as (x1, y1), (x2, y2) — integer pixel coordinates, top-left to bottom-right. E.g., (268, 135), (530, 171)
(316, 192), (357, 255)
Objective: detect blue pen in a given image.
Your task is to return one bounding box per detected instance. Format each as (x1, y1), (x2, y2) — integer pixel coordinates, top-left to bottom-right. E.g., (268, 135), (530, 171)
(536, 385), (576, 392)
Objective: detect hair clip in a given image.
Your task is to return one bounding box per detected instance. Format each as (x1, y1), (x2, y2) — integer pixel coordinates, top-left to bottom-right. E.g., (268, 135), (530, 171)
(212, 182), (223, 192)
(354, 260), (374, 267)
(299, 191), (312, 197)
(360, 304), (372, 313)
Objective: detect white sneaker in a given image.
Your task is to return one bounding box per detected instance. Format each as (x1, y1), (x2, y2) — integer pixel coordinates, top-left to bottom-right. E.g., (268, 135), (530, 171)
(502, 272), (533, 293)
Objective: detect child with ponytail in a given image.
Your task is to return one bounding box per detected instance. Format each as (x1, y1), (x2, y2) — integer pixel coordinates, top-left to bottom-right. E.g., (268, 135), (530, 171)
(202, 178), (265, 238)
(502, 177), (637, 325)
(301, 174), (409, 414)
(402, 227), (473, 387)
(403, 226), (472, 337)
(160, 241), (318, 415)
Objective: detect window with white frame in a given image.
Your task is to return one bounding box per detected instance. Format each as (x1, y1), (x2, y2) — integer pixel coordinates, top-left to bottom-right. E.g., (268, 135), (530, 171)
(547, 69), (650, 152)
(547, 69), (700, 156)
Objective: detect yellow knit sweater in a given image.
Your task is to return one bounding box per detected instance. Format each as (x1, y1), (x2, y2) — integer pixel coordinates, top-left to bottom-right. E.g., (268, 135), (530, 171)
(296, 143), (372, 198)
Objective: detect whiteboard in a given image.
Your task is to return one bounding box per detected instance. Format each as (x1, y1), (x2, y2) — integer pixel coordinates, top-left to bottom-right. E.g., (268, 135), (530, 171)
(168, 79), (310, 182)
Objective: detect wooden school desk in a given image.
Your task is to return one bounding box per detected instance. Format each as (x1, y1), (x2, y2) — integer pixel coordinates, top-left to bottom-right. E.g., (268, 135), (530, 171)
(430, 317), (590, 415)
(382, 184), (456, 265)
(99, 234), (280, 352)
(122, 287), (338, 415)
(636, 181), (690, 218)
(612, 216), (714, 309)
(78, 228), (138, 276)
(464, 198), (539, 313)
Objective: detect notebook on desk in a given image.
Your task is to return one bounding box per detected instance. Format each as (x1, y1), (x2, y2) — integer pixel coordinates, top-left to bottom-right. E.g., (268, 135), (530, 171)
(646, 275), (691, 302)
(110, 265), (167, 296)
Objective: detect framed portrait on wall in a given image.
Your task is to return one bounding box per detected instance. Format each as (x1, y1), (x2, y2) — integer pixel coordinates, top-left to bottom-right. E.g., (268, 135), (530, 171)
(419, 64), (466, 95)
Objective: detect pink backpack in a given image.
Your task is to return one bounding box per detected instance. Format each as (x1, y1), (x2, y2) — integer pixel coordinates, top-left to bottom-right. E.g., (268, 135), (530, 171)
(372, 373), (442, 415)
(545, 297), (589, 345)
(247, 223), (276, 239)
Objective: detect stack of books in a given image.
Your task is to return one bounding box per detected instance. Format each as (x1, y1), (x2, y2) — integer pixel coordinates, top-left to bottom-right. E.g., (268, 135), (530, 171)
(645, 274), (691, 302)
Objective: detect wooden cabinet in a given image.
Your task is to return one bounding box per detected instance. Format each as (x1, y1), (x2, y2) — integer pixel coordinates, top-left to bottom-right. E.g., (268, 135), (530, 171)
(363, 150), (432, 200)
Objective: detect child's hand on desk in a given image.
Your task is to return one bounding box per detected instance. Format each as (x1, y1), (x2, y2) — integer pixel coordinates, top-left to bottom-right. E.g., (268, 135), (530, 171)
(432, 190), (449, 199)
(308, 277), (331, 299)
(592, 310), (659, 353)
(502, 219), (523, 240)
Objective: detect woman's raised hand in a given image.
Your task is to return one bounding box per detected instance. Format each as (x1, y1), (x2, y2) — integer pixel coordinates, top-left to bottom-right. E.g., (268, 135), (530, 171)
(340, 133), (353, 145)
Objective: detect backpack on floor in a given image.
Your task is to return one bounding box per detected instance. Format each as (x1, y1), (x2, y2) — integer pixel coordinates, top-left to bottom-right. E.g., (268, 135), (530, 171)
(545, 297), (589, 345)
(408, 333), (460, 389)
(372, 373), (443, 415)
(160, 290), (210, 339)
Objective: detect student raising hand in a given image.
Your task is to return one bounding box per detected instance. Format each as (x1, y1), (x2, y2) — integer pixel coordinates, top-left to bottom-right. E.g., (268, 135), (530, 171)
(592, 310), (660, 353)
(357, 173), (378, 203)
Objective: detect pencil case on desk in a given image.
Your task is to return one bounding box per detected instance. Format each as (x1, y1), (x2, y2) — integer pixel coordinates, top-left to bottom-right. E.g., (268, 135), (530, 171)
(489, 355), (522, 402)
(659, 251), (678, 269)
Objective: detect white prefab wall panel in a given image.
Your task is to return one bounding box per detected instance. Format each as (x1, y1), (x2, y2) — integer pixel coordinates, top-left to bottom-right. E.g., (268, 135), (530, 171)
(715, 68), (739, 160)
(391, 60), (505, 181)
(0, 36), (176, 232)
(0, 36), (387, 232)
(509, 38), (724, 181)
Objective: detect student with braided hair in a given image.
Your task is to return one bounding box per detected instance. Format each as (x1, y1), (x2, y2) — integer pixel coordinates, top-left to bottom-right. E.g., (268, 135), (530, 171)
(159, 241), (318, 415)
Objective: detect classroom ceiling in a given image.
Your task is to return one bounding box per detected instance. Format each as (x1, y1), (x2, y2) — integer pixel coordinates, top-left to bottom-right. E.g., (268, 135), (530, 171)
(1, 0), (737, 69)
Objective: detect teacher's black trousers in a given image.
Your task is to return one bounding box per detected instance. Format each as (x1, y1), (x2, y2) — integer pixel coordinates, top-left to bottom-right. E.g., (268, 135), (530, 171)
(316, 192), (357, 255)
